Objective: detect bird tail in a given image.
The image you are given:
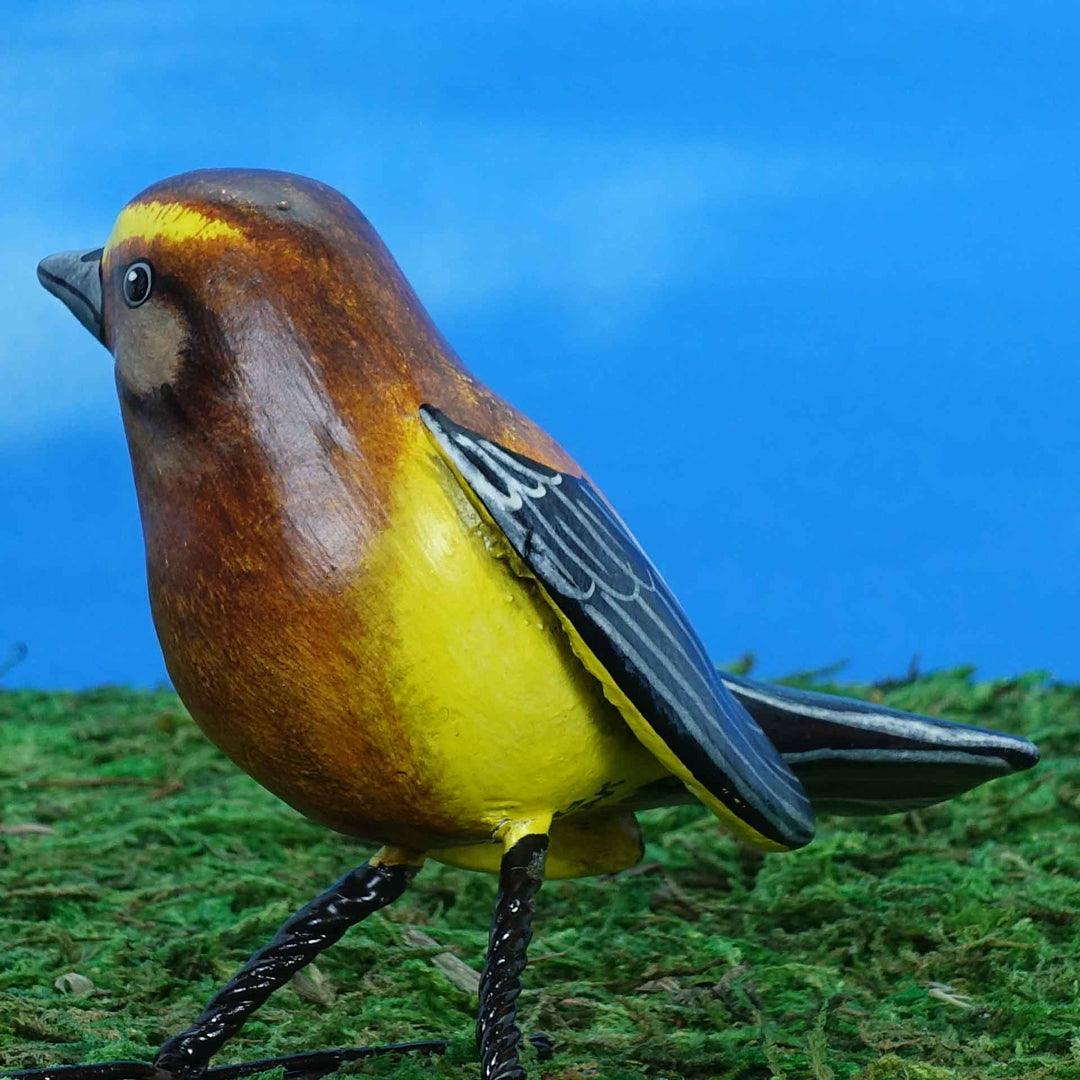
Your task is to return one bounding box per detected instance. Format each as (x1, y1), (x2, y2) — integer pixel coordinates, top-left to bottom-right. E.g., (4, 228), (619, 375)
(720, 671), (1040, 815)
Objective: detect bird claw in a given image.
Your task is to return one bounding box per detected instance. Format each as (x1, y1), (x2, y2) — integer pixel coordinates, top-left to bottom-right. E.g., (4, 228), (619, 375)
(151, 1044), (207, 1080)
(150, 1060), (202, 1080)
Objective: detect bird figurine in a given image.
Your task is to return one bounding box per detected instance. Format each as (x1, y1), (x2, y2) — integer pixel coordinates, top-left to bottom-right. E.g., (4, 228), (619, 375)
(32, 170), (1039, 1080)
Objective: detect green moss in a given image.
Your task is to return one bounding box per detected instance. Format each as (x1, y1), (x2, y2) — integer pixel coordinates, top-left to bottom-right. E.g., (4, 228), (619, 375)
(1, 669), (1078, 1079)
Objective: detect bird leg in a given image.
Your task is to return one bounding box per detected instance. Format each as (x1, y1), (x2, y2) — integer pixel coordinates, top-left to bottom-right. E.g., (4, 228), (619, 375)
(477, 829), (549, 1080)
(154, 847), (424, 1079)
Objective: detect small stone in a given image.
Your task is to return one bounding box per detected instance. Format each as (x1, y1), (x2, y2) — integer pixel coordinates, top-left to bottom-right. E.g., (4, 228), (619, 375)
(54, 972), (95, 996)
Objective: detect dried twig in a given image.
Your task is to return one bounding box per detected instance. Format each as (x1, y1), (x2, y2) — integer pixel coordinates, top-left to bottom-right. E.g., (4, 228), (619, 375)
(402, 926), (482, 994)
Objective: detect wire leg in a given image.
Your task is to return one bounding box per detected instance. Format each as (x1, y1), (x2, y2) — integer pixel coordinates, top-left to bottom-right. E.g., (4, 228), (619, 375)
(154, 855), (419, 1077)
(476, 832), (549, 1080)
(0, 1041), (448, 1080)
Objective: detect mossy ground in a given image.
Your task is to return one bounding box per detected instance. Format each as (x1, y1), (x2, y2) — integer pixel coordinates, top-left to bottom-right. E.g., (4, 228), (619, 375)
(1, 669), (1078, 1079)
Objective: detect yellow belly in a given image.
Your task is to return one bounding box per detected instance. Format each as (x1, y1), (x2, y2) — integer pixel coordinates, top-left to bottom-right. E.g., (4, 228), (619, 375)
(350, 423), (666, 844)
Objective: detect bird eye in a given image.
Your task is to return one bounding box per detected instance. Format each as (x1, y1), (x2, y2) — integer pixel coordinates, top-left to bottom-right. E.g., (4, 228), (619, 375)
(123, 261), (153, 307)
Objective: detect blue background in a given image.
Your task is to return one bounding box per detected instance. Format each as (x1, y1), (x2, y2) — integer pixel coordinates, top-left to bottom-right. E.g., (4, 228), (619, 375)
(2, 3), (1077, 689)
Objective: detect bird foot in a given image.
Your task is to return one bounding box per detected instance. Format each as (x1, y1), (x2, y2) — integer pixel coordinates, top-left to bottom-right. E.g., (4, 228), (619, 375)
(0, 1041), (449, 1080)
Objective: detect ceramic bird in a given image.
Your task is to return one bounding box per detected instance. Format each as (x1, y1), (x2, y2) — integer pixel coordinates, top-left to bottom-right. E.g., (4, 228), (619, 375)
(34, 170), (1039, 1080)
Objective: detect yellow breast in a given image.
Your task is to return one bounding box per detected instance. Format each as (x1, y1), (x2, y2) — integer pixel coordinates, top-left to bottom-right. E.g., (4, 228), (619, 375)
(350, 422), (666, 844)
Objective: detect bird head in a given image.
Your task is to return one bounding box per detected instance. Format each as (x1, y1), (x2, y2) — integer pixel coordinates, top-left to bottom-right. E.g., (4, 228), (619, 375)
(37, 169), (449, 439)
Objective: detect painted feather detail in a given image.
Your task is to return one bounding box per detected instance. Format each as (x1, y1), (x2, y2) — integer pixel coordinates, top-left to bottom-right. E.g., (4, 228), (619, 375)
(420, 404), (815, 850)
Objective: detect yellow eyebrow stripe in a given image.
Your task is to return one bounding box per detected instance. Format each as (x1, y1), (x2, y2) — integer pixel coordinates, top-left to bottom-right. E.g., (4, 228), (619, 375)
(105, 200), (244, 252)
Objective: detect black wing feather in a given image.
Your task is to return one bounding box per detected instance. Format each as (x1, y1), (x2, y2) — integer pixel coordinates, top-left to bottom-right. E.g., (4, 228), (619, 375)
(420, 406), (814, 850)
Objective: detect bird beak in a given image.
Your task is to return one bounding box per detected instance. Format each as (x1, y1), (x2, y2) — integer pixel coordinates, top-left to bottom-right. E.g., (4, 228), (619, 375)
(37, 247), (106, 346)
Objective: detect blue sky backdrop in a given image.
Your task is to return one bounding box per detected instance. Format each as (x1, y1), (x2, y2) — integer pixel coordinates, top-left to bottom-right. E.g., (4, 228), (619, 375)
(1, 2), (1077, 688)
